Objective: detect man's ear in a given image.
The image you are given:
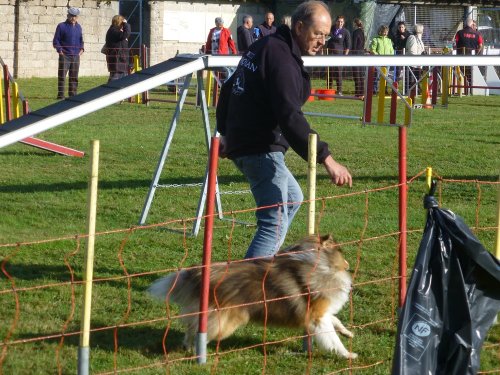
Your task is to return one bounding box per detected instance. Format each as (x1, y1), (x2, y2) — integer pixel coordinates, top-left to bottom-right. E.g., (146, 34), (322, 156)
(294, 20), (304, 37)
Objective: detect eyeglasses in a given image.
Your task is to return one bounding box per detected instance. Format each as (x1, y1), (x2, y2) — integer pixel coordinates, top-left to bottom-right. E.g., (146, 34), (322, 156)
(312, 33), (331, 42)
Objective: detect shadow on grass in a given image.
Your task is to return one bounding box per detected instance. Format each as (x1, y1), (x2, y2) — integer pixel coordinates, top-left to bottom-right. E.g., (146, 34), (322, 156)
(12, 322), (274, 359)
(1, 262), (161, 288)
(2, 174), (498, 195)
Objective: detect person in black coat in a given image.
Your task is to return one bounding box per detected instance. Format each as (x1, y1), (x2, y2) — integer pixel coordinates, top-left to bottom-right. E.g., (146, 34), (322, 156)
(391, 21), (410, 81)
(237, 15), (256, 54)
(217, 1), (352, 259)
(326, 15), (350, 95)
(105, 15), (131, 82)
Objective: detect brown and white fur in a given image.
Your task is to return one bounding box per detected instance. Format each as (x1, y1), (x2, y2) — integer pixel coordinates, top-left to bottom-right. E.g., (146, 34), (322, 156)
(148, 234), (357, 359)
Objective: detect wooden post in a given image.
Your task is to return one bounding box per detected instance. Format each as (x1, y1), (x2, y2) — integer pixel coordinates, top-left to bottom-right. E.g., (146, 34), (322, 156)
(78, 140), (100, 375)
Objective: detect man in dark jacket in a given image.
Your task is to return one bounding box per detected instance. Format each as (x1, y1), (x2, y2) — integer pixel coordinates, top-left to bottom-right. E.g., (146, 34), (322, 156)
(258, 12), (277, 38)
(53, 7), (84, 99)
(237, 15), (256, 54)
(217, 0), (352, 259)
(455, 18), (484, 93)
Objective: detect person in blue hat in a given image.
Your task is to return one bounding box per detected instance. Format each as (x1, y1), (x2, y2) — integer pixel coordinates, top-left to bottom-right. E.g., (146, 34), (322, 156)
(53, 7), (84, 99)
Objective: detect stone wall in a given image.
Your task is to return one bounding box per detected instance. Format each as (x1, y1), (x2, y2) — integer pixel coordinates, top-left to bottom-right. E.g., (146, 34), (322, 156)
(0, 0), (118, 78)
(0, 0), (272, 78)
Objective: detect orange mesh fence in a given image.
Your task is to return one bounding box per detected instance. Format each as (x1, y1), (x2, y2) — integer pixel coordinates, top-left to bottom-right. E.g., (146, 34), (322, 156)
(0, 172), (498, 374)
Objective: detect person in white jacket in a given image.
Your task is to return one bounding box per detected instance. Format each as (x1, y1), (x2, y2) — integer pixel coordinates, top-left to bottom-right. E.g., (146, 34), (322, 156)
(405, 24), (426, 96)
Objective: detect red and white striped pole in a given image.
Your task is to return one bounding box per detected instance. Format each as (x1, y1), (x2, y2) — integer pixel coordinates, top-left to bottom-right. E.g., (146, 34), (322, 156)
(197, 136), (220, 364)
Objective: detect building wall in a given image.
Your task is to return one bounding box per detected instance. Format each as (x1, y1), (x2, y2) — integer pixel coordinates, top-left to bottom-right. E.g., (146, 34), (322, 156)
(0, 0), (271, 78)
(0, 0), (118, 78)
(148, 1), (269, 66)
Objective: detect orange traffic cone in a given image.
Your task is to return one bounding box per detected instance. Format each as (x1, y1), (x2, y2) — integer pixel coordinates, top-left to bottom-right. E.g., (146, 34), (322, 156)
(423, 85), (433, 109)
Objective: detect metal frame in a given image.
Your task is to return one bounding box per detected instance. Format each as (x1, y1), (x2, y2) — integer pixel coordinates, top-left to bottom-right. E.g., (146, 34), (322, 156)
(119, 0), (143, 55)
(138, 71), (223, 236)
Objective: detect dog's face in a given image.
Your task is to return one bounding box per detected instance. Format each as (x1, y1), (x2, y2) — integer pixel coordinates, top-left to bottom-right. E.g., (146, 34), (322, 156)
(317, 234), (350, 272)
(280, 234), (350, 272)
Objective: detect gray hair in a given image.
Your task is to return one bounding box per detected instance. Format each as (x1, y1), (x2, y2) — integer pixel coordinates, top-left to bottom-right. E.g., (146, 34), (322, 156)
(215, 17), (224, 26)
(291, 0), (330, 29)
(242, 15), (252, 24)
(414, 23), (424, 34)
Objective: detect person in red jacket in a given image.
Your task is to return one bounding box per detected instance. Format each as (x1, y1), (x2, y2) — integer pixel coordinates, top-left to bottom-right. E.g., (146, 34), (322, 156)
(205, 17), (237, 55)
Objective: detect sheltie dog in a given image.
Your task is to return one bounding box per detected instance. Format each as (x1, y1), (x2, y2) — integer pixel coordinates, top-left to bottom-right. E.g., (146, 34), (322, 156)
(148, 234), (357, 359)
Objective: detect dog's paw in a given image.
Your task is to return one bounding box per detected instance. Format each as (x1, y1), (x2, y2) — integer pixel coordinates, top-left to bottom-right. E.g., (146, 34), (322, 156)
(345, 352), (358, 359)
(341, 329), (354, 338)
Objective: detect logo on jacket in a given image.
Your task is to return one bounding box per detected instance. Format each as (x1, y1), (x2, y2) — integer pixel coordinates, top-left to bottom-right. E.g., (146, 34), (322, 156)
(232, 69), (245, 96)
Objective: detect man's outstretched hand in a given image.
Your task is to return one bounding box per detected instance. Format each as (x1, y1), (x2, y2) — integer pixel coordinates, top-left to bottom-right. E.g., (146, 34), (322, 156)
(323, 155), (352, 187)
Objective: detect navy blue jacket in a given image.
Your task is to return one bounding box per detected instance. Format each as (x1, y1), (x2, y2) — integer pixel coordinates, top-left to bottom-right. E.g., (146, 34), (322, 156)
(216, 25), (331, 163)
(53, 20), (84, 55)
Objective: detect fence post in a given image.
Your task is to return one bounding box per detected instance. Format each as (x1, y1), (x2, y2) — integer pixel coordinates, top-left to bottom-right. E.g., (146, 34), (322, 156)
(307, 133), (317, 236)
(303, 133), (317, 353)
(197, 136), (219, 364)
(363, 67), (375, 124)
(431, 67), (439, 105)
(78, 140), (100, 375)
(398, 122), (408, 307)
(141, 45), (149, 105)
(495, 174), (500, 259)
(441, 66), (449, 107)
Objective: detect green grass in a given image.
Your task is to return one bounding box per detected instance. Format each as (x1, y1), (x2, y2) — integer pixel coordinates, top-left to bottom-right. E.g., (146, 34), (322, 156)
(0, 76), (499, 374)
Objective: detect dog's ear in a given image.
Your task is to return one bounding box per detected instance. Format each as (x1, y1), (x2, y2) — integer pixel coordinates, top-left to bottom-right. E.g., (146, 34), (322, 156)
(319, 234), (334, 247)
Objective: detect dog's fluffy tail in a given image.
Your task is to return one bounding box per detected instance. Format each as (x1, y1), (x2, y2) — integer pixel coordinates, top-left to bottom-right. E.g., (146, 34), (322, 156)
(147, 272), (183, 302)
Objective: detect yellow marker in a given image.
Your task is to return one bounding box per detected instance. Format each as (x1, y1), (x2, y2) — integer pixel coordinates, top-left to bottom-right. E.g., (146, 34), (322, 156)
(205, 70), (212, 107)
(133, 55), (142, 103)
(12, 82), (20, 119)
(425, 167), (433, 192)
(377, 67), (387, 123)
(0, 73), (4, 124)
(404, 97), (412, 126)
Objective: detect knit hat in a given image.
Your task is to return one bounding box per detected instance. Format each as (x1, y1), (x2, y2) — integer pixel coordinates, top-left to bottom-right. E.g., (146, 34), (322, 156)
(68, 7), (80, 16)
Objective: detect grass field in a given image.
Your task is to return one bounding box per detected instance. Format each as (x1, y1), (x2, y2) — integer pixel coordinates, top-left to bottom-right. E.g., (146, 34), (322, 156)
(0, 75), (499, 374)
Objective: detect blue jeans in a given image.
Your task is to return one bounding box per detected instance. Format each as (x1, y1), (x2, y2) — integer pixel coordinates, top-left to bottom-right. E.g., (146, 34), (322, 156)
(233, 152), (303, 259)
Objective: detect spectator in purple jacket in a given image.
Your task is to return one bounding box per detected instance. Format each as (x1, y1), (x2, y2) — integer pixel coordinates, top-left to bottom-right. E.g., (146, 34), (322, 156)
(53, 7), (84, 99)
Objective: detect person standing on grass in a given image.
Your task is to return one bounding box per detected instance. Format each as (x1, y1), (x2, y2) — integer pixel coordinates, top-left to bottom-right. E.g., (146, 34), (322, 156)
(53, 7), (84, 99)
(369, 25), (394, 94)
(351, 18), (366, 98)
(217, 0), (352, 259)
(326, 15), (351, 96)
(391, 21), (411, 81)
(105, 15), (131, 82)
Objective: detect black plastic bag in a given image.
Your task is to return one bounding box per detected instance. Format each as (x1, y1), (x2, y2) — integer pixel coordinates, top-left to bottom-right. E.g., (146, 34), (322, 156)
(392, 187), (500, 375)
